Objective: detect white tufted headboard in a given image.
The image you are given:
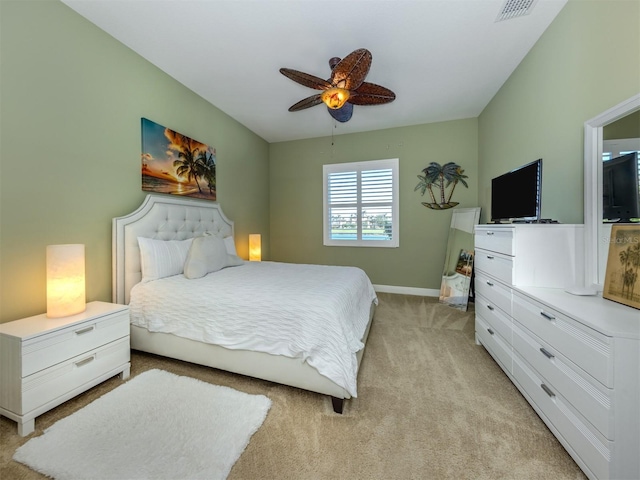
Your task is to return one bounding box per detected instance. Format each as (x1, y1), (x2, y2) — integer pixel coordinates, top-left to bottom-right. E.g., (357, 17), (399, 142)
(112, 194), (234, 305)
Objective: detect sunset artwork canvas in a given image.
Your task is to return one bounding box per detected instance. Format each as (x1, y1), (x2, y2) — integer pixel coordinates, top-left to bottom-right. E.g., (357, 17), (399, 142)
(141, 118), (216, 200)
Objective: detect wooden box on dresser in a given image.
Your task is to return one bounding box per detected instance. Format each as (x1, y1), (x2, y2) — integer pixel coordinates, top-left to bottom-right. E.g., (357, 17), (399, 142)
(474, 224), (639, 480)
(0, 301), (131, 436)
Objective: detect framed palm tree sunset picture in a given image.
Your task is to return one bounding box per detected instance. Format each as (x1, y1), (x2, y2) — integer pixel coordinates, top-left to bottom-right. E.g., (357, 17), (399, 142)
(141, 118), (216, 200)
(603, 225), (640, 310)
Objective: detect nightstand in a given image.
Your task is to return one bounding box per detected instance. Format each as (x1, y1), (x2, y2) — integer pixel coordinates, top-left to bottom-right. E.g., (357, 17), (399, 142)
(0, 301), (131, 436)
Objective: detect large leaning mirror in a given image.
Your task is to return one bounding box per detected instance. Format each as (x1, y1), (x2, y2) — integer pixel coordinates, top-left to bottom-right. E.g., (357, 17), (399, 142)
(584, 93), (640, 291)
(439, 207), (481, 311)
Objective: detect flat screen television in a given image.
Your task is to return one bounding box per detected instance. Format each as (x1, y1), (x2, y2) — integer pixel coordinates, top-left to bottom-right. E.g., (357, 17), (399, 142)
(491, 159), (542, 223)
(603, 152), (640, 222)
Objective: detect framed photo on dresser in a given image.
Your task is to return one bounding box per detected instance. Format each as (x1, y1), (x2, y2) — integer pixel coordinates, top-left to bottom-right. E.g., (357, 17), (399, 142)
(603, 225), (640, 309)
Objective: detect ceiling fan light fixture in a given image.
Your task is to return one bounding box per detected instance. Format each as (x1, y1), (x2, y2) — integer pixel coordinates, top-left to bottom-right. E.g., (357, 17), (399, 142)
(280, 48), (394, 121)
(321, 87), (350, 109)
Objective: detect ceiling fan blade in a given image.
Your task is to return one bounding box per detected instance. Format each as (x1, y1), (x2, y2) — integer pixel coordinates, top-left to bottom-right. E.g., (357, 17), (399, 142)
(330, 48), (372, 90)
(348, 82), (396, 105)
(288, 94), (324, 111)
(328, 103), (354, 123)
(279, 68), (332, 90)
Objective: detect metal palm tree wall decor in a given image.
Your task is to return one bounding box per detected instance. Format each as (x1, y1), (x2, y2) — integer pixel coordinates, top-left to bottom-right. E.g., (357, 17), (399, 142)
(279, 48), (396, 123)
(415, 162), (469, 210)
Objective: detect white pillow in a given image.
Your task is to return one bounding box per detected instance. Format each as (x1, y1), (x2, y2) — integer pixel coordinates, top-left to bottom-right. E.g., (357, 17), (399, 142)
(227, 254), (244, 267)
(224, 236), (237, 256)
(138, 237), (193, 283)
(203, 232), (236, 256)
(184, 235), (244, 279)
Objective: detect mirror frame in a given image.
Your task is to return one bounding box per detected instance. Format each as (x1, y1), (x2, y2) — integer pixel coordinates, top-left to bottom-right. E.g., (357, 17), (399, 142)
(439, 207), (481, 311)
(583, 93), (640, 290)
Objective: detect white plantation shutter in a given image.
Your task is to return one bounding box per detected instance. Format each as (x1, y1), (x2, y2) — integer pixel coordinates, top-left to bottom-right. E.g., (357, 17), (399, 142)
(323, 158), (399, 247)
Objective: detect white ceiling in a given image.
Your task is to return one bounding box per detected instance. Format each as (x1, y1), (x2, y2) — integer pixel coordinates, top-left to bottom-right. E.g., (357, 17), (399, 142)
(61, 0), (567, 143)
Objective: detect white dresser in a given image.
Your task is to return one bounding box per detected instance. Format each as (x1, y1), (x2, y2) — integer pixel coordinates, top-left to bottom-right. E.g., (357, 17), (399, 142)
(0, 301), (131, 436)
(474, 224), (639, 480)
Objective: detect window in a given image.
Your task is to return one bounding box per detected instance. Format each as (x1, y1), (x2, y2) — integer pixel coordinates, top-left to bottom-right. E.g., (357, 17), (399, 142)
(323, 158), (399, 247)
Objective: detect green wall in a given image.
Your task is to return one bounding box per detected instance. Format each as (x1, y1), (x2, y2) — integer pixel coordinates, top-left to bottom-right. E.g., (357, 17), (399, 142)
(3, 0), (639, 321)
(269, 0), (640, 290)
(269, 119), (479, 290)
(0, 0), (270, 322)
(478, 0), (640, 224)
(604, 111), (640, 140)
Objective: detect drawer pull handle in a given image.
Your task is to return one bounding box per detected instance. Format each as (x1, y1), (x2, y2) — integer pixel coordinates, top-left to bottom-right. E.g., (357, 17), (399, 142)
(540, 347), (555, 359)
(75, 326), (95, 335)
(75, 356), (95, 368)
(487, 305), (495, 311)
(540, 311), (555, 321)
(487, 328), (494, 335)
(486, 232), (494, 236)
(486, 281), (494, 287)
(486, 255), (494, 260)
(541, 384), (555, 398)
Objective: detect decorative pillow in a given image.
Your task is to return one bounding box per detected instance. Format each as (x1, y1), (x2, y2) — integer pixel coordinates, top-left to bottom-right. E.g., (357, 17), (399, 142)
(184, 235), (244, 279)
(138, 237), (194, 283)
(226, 254), (244, 267)
(224, 236), (237, 256)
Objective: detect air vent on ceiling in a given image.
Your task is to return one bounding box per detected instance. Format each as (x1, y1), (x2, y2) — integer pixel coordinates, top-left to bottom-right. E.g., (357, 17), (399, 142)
(496, 0), (538, 21)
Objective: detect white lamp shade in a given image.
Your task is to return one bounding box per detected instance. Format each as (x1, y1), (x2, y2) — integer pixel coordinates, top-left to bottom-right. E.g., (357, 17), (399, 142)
(249, 234), (261, 262)
(46, 244), (86, 318)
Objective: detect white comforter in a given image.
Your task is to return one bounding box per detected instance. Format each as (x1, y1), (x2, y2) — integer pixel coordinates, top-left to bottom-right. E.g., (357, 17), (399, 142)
(129, 261), (377, 397)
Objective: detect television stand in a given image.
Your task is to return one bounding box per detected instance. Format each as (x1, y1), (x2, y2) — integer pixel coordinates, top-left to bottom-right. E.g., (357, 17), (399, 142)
(511, 219), (559, 224)
(474, 223), (639, 480)
(604, 219), (638, 224)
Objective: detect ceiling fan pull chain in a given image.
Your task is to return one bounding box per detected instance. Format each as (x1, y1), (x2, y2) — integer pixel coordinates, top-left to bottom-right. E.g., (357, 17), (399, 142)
(330, 120), (340, 159)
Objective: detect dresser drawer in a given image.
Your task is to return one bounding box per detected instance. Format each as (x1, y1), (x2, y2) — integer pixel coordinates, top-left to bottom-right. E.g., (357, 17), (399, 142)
(513, 323), (612, 440)
(21, 310), (129, 377)
(474, 227), (514, 256)
(475, 250), (513, 285)
(20, 337), (130, 415)
(513, 354), (610, 480)
(476, 315), (512, 374)
(476, 293), (512, 345)
(475, 271), (512, 315)
(512, 292), (612, 388)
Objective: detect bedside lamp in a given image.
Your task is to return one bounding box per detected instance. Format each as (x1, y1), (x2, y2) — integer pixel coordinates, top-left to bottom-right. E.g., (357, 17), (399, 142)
(46, 244), (86, 318)
(249, 234), (261, 262)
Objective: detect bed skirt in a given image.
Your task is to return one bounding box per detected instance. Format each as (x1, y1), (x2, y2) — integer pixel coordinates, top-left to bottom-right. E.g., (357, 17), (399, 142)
(129, 301), (376, 404)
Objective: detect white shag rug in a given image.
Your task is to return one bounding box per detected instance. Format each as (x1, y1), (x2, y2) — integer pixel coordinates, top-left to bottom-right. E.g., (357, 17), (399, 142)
(14, 369), (271, 480)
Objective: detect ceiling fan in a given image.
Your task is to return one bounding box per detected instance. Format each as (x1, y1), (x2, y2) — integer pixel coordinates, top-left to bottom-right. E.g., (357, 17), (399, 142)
(279, 48), (396, 123)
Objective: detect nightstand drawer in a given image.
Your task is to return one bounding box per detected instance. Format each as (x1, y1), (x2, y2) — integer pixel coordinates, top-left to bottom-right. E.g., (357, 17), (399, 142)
(475, 250), (513, 285)
(22, 310), (129, 377)
(513, 292), (612, 388)
(474, 227), (514, 256)
(475, 271), (512, 315)
(20, 337), (130, 415)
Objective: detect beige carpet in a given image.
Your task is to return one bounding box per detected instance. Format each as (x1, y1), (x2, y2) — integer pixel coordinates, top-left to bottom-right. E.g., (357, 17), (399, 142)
(1, 293), (586, 480)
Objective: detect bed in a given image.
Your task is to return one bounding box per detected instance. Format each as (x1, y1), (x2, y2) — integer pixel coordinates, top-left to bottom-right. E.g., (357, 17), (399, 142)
(112, 194), (377, 413)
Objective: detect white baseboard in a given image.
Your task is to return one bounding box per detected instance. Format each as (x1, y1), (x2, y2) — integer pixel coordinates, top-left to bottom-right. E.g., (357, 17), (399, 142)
(372, 284), (439, 297)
